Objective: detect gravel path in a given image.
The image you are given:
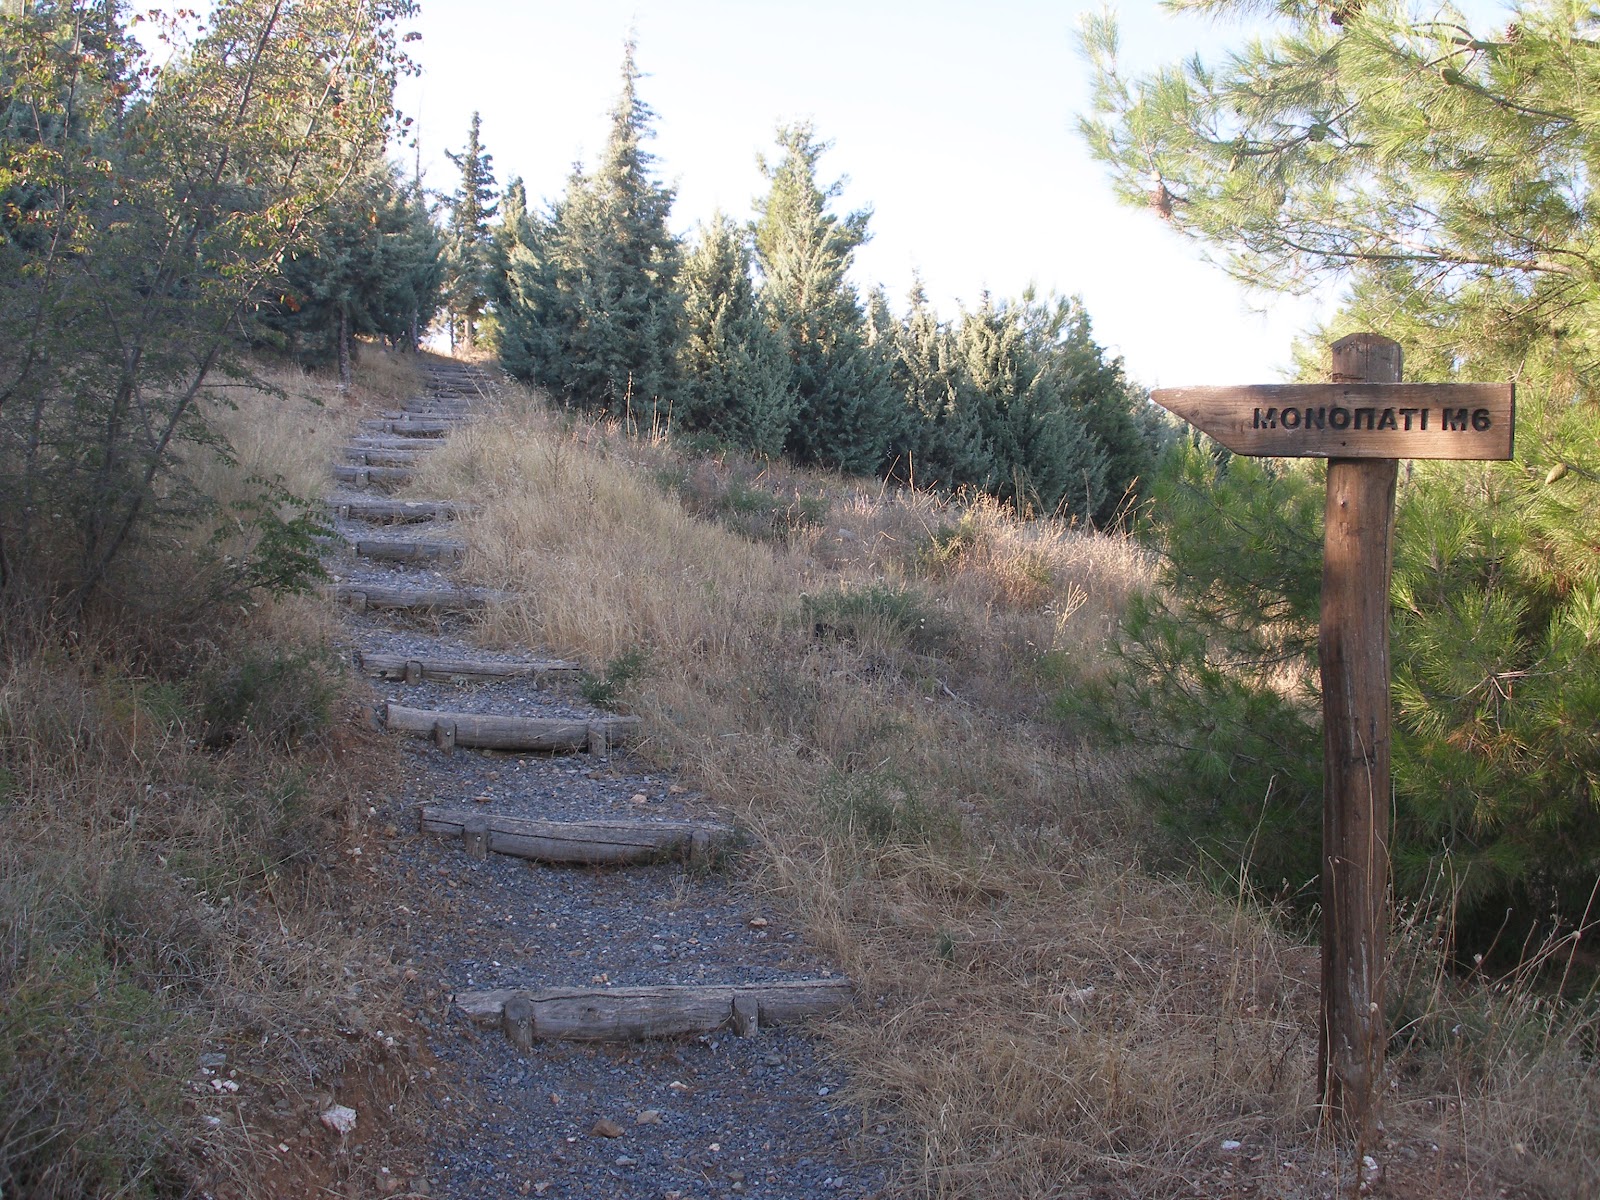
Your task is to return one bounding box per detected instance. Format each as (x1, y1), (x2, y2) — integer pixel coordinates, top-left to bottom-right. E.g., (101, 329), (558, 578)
(334, 365), (894, 1200)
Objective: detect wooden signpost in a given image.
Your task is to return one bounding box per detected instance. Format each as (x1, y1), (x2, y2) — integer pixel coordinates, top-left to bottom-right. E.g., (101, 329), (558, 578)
(1151, 334), (1514, 1141)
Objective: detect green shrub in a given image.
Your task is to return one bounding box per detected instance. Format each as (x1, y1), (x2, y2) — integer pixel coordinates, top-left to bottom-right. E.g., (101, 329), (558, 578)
(195, 647), (339, 748)
(819, 768), (960, 848)
(581, 647), (652, 710)
(1065, 434), (1600, 967)
(802, 583), (952, 655)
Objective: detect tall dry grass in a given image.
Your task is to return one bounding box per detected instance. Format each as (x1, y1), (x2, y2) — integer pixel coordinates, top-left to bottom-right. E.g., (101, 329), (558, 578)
(409, 380), (1598, 1199)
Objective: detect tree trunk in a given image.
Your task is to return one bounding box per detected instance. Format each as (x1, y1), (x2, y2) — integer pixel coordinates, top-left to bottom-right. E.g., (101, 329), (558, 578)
(337, 305), (352, 389)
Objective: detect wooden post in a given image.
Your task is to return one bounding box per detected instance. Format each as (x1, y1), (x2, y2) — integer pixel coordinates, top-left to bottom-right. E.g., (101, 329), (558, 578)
(503, 995), (535, 1053)
(730, 992), (760, 1038)
(1149, 338), (1512, 1152)
(462, 816), (489, 861)
(1318, 333), (1399, 1139)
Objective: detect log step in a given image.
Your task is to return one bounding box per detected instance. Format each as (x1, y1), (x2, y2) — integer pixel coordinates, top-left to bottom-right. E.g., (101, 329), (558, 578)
(348, 435), (443, 451)
(385, 703), (640, 753)
(334, 464), (415, 489)
(419, 805), (737, 866)
(329, 583), (498, 612)
(456, 979), (852, 1045)
(342, 447), (427, 467)
(350, 538), (464, 563)
(358, 418), (452, 437)
(379, 409), (468, 423)
(333, 498), (476, 524)
(360, 651), (579, 684)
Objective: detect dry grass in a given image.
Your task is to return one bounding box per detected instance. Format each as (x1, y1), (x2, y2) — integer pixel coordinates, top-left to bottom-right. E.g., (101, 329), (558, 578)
(407, 378), (1597, 1199)
(0, 347), (427, 1199)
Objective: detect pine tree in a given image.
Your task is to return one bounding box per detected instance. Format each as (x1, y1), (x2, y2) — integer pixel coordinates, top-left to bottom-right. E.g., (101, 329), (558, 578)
(443, 111), (497, 350)
(675, 214), (794, 456)
(752, 122), (896, 475)
(1079, 0), (1600, 955)
(498, 41), (682, 419)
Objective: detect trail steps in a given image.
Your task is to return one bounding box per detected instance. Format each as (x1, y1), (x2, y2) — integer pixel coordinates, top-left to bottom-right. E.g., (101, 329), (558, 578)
(332, 356), (852, 1070)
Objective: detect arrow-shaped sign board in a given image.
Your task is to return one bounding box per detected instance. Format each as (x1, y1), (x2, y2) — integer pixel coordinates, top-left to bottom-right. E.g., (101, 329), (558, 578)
(1150, 383), (1515, 460)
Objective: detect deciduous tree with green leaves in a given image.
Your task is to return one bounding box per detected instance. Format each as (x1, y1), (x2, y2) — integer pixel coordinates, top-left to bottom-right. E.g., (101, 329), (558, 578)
(0, 0), (415, 611)
(1077, 0), (1600, 959)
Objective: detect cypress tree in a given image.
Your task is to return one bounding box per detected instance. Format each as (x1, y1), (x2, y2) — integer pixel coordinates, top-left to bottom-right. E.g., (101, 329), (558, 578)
(443, 111), (497, 350)
(675, 214), (794, 456)
(498, 41), (682, 419)
(951, 295), (1109, 519)
(752, 122), (896, 475)
(886, 283), (992, 493)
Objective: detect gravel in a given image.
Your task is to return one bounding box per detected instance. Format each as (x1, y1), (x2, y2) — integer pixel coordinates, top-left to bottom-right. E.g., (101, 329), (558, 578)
(332, 372), (895, 1199)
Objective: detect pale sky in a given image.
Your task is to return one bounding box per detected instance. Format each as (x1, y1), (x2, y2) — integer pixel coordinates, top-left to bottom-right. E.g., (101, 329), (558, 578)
(394, 0), (1505, 389)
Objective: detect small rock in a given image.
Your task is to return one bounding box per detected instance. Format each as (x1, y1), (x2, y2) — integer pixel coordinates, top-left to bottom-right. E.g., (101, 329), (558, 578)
(590, 1118), (625, 1139)
(630, 793), (648, 804)
(748, 917), (769, 928)
(1220, 1139), (1243, 1153)
(668, 784), (687, 795)
(320, 1104), (358, 1135)
(614, 1155), (637, 1167)
(635, 1109), (662, 1125)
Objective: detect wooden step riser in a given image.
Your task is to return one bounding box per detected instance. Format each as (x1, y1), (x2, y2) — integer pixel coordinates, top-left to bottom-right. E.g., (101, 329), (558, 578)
(359, 652), (579, 685)
(457, 980), (852, 1046)
(351, 540), (464, 563)
(332, 500), (475, 524)
(342, 450), (428, 467)
(329, 584), (495, 613)
(334, 465), (415, 490)
(419, 806), (735, 867)
(364, 425), (457, 438)
(385, 703), (640, 754)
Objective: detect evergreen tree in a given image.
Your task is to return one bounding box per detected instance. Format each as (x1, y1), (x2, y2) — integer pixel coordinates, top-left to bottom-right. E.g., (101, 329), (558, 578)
(1016, 293), (1154, 524)
(1078, 0), (1600, 955)
(675, 214), (794, 456)
(258, 161), (442, 379)
(753, 122), (896, 474)
(952, 295), (1110, 519)
(443, 111), (497, 350)
(498, 41), (682, 418)
(885, 283), (991, 493)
